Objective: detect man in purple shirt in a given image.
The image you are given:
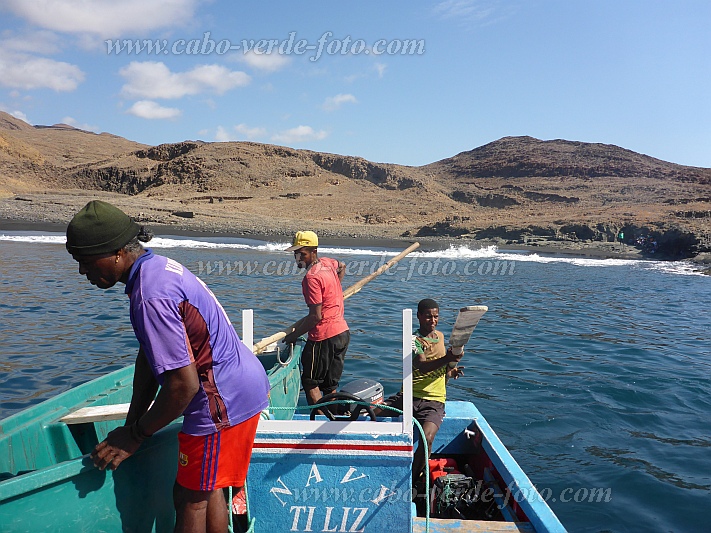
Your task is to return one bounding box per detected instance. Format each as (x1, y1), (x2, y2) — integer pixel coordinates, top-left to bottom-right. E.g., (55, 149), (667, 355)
(66, 200), (269, 532)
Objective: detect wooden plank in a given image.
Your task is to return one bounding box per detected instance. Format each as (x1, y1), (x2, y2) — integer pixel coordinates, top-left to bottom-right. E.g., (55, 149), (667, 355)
(412, 517), (535, 532)
(60, 403), (131, 424)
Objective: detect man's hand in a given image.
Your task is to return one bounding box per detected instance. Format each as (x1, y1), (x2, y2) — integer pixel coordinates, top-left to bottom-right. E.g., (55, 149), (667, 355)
(90, 423), (144, 471)
(447, 365), (465, 380)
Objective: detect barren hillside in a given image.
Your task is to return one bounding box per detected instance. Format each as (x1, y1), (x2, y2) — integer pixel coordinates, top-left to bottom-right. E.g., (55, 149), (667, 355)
(1, 112), (709, 258)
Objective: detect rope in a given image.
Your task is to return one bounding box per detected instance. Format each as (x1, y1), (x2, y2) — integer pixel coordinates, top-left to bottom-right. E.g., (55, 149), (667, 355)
(227, 472), (253, 532)
(228, 486), (233, 532)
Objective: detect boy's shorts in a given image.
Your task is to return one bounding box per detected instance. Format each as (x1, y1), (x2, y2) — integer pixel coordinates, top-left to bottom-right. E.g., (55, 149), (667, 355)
(382, 392), (446, 429)
(176, 412), (260, 491)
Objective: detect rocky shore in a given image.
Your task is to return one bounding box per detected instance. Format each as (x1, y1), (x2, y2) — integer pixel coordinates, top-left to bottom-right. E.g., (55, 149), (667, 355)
(2, 191), (710, 274)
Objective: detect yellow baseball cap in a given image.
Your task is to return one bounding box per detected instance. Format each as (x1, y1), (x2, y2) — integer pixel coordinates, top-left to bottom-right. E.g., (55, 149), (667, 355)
(285, 230), (318, 252)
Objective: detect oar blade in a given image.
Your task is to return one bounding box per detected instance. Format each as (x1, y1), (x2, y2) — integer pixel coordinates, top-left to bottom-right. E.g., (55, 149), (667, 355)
(449, 305), (488, 349)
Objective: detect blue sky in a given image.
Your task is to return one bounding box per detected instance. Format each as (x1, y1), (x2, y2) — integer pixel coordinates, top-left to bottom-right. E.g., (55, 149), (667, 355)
(0, 1), (709, 168)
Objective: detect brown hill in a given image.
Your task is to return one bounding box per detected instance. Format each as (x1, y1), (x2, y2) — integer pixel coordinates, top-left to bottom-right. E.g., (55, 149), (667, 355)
(1, 112), (709, 258)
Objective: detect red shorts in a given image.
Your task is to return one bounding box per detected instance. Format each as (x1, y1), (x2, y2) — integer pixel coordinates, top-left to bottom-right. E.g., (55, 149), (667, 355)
(177, 412), (260, 491)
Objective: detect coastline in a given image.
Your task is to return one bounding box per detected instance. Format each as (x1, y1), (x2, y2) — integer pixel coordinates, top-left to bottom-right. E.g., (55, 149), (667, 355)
(2, 192), (709, 267)
(0, 216), (673, 262)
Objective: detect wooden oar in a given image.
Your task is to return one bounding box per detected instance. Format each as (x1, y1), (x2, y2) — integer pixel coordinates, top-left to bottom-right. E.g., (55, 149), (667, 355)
(252, 241), (420, 354)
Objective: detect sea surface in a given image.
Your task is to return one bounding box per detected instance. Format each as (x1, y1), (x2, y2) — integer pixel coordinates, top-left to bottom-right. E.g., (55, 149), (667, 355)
(1, 232), (709, 533)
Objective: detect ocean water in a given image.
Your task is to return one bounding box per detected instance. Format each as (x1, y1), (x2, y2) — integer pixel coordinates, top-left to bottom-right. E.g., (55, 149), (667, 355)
(1, 232), (709, 533)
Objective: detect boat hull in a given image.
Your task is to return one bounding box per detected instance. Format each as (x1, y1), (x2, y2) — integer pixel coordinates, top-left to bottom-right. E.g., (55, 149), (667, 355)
(0, 345), (566, 532)
(244, 401), (566, 533)
(0, 345), (302, 532)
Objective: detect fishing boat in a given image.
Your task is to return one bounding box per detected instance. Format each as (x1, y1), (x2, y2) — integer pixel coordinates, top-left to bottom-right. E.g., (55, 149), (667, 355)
(0, 335), (302, 532)
(0, 309), (565, 532)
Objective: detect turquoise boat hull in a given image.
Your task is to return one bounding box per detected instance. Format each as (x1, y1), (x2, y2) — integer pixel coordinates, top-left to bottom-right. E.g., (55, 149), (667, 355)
(0, 345), (301, 532)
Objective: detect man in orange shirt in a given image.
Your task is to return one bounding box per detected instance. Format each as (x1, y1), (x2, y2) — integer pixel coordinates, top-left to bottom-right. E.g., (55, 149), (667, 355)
(284, 231), (349, 405)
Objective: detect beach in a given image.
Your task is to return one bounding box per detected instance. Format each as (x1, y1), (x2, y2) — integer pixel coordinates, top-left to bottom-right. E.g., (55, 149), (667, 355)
(5, 190), (704, 265)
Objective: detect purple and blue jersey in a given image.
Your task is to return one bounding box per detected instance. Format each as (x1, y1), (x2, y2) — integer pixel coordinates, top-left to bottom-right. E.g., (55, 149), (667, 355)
(125, 250), (269, 436)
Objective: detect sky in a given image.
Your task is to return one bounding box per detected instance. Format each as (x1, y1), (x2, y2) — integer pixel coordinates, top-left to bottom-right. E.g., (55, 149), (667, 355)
(0, 1), (709, 168)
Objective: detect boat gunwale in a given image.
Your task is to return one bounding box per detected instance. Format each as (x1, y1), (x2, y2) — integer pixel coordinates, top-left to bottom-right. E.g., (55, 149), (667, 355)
(0, 345), (302, 502)
(471, 403), (567, 533)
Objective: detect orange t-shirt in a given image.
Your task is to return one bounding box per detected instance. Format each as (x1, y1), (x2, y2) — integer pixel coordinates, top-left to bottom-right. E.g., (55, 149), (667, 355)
(302, 257), (348, 341)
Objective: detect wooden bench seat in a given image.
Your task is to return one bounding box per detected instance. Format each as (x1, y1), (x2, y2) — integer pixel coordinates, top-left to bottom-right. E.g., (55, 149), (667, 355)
(59, 403), (131, 424)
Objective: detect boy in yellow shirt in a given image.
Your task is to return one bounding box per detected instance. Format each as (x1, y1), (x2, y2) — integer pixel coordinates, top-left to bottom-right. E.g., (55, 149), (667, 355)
(379, 298), (464, 484)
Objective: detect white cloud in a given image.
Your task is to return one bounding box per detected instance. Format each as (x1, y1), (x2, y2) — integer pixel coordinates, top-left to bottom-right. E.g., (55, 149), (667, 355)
(11, 110), (30, 123)
(344, 73), (363, 84)
(272, 125), (328, 144)
(0, 106), (31, 124)
(0, 52), (84, 91)
(215, 124), (267, 142)
(433, 1), (495, 22)
(433, 0), (514, 26)
(375, 63), (387, 78)
(119, 62), (250, 99)
(0, 30), (61, 55)
(322, 93), (357, 112)
(235, 123), (267, 139)
(215, 126), (236, 142)
(61, 116), (100, 132)
(2, 0), (199, 37)
(236, 50), (291, 72)
(126, 100), (181, 119)
(0, 33), (81, 91)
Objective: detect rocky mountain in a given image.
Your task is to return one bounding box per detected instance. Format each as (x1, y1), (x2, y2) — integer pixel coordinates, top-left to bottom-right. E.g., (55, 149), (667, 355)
(1, 112), (709, 258)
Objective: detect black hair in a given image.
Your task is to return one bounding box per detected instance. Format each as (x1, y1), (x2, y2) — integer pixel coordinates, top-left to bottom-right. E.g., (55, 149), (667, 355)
(123, 226), (154, 254)
(417, 298), (439, 314)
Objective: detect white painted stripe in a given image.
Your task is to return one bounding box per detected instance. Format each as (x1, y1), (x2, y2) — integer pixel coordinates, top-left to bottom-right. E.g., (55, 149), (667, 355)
(252, 447), (412, 457)
(254, 438), (409, 447)
(257, 419), (407, 435)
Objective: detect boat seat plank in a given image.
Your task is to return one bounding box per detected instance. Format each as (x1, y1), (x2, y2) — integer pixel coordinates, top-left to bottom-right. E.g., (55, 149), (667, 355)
(413, 518), (535, 532)
(60, 403), (131, 424)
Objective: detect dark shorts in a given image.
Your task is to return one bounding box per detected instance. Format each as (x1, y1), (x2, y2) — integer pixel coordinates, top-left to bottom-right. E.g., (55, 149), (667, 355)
(301, 330), (350, 392)
(382, 392), (446, 429)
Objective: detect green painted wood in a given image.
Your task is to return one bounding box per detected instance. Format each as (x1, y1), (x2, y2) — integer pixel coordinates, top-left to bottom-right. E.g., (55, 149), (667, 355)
(0, 345), (302, 532)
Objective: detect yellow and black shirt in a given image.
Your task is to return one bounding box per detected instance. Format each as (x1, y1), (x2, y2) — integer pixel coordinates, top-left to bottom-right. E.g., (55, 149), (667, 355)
(412, 329), (447, 403)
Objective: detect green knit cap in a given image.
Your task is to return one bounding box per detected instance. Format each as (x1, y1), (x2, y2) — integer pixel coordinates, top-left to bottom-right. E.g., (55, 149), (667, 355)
(66, 200), (140, 256)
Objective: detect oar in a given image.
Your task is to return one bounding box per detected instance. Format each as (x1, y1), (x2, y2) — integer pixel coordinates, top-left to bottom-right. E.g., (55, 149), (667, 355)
(252, 241), (421, 353)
